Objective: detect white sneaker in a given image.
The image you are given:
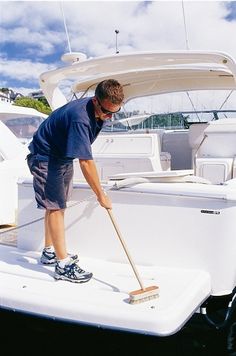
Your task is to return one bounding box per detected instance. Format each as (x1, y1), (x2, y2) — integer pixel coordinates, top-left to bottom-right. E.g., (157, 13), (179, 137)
(54, 261), (93, 283)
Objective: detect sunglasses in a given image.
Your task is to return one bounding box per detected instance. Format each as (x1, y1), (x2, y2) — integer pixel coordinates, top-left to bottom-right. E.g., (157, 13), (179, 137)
(96, 97), (121, 115)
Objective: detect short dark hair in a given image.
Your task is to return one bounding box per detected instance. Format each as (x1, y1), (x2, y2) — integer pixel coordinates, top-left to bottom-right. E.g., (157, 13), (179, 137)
(95, 79), (124, 104)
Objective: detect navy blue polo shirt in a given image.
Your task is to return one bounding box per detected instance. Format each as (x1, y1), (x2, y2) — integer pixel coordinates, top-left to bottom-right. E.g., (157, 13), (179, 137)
(28, 97), (103, 162)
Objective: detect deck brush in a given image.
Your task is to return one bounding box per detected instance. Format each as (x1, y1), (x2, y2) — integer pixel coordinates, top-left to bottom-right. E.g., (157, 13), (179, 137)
(129, 285), (159, 304)
(107, 209), (159, 304)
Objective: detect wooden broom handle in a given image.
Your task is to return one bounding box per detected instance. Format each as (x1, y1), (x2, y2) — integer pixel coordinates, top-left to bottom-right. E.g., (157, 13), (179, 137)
(107, 208), (145, 290)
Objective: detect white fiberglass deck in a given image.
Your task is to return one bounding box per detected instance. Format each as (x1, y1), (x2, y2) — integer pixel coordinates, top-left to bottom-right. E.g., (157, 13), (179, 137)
(0, 244), (210, 336)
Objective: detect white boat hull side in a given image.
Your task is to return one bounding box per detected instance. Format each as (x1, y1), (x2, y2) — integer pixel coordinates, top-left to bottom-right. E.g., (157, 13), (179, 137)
(0, 158), (30, 225)
(18, 179), (236, 296)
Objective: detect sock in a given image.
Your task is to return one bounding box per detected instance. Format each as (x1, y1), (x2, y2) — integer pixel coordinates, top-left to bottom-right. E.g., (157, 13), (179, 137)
(44, 245), (54, 253)
(58, 256), (71, 268)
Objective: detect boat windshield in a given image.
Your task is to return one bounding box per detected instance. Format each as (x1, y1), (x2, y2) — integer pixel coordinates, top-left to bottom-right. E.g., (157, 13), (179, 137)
(102, 89), (236, 132)
(3, 116), (45, 143)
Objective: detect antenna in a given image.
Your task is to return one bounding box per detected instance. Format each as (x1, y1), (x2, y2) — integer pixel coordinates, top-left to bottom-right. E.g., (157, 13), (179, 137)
(115, 29), (119, 54)
(181, 0), (189, 50)
(60, 1), (72, 53)
(181, 1), (200, 120)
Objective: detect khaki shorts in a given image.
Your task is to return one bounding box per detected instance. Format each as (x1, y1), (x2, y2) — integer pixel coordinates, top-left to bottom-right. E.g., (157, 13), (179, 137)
(27, 154), (73, 210)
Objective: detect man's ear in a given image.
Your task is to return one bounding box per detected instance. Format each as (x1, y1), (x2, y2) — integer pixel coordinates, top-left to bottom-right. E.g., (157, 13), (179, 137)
(92, 96), (97, 105)
(92, 97), (100, 118)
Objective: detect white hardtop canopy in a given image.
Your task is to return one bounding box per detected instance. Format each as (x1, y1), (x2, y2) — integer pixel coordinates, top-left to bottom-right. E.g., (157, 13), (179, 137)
(0, 102), (47, 122)
(39, 50), (236, 110)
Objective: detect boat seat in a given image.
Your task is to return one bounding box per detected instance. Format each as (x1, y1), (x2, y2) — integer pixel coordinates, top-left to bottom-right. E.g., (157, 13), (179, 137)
(191, 119), (236, 184)
(73, 133), (166, 181)
(188, 122), (209, 168)
(108, 170), (211, 187)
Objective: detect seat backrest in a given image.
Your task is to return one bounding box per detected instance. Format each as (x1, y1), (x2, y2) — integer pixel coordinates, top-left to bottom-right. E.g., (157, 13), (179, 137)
(199, 118), (236, 157)
(191, 119), (236, 183)
(162, 130), (192, 169)
(73, 133), (163, 181)
(188, 123), (209, 167)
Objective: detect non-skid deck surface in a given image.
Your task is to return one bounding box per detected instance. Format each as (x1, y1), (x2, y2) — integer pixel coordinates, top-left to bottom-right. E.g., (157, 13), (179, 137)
(0, 245), (211, 336)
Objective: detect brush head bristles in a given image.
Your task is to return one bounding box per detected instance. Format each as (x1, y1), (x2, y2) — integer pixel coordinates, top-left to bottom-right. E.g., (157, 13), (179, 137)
(128, 285), (159, 304)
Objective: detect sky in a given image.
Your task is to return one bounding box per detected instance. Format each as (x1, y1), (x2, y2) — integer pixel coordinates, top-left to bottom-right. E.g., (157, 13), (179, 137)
(1, 0), (236, 113)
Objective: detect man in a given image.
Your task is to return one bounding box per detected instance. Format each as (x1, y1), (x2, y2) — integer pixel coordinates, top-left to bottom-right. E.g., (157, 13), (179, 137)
(27, 79), (124, 283)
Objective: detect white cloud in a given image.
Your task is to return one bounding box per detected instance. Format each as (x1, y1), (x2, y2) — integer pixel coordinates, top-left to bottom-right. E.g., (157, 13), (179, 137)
(1, 0), (236, 103)
(10, 86), (40, 96)
(2, 1), (236, 57)
(58, 1), (236, 57)
(0, 57), (56, 83)
(0, 27), (64, 56)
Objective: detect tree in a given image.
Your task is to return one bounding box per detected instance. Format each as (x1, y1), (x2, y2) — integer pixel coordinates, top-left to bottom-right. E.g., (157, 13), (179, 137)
(14, 97), (52, 115)
(38, 96), (50, 107)
(0, 87), (9, 93)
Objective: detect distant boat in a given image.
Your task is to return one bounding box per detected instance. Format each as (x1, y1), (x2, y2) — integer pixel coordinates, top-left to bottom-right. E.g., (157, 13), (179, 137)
(0, 101), (47, 144)
(0, 102), (47, 224)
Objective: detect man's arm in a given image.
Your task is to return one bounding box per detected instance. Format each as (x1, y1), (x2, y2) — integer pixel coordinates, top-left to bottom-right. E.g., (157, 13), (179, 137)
(79, 159), (112, 209)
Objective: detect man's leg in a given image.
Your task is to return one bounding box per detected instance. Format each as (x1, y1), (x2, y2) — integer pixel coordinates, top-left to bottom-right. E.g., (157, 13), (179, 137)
(44, 210), (52, 248)
(45, 208), (67, 260)
(49, 209), (93, 283)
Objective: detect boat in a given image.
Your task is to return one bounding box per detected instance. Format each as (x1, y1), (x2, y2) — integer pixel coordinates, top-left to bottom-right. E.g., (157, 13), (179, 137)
(0, 102), (47, 225)
(1, 50), (236, 353)
(0, 101), (47, 144)
(0, 119), (30, 225)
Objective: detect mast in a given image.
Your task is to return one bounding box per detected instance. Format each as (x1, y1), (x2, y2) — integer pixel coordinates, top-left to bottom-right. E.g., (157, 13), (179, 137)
(115, 29), (119, 54)
(60, 1), (72, 53)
